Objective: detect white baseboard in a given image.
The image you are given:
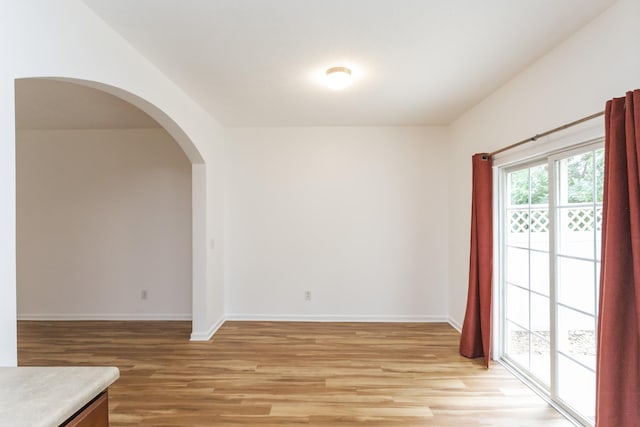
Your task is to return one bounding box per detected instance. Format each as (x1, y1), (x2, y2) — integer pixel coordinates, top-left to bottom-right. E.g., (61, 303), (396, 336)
(448, 317), (463, 332)
(190, 315), (225, 341)
(17, 313), (192, 321)
(225, 314), (449, 323)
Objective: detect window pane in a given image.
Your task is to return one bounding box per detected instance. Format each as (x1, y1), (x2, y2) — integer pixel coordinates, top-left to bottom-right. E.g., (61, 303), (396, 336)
(558, 256), (596, 315)
(529, 164), (549, 204)
(506, 284), (529, 329)
(558, 353), (596, 422)
(530, 250), (549, 296)
(595, 262), (601, 311)
(530, 208), (549, 251)
(559, 152), (595, 204)
(509, 169), (530, 205)
(595, 207), (602, 261)
(506, 321), (529, 370)
(531, 293), (549, 334)
(557, 305), (596, 370)
(507, 209), (529, 246)
(506, 246), (529, 288)
(530, 334), (550, 387)
(595, 149), (604, 203)
(557, 207), (595, 259)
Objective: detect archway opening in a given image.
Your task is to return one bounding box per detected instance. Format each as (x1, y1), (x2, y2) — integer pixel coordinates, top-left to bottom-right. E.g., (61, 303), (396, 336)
(14, 77), (206, 339)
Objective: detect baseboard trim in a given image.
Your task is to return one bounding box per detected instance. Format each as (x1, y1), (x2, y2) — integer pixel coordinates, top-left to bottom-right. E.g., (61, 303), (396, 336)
(448, 317), (463, 332)
(190, 315), (225, 341)
(17, 313), (192, 321)
(225, 314), (449, 323)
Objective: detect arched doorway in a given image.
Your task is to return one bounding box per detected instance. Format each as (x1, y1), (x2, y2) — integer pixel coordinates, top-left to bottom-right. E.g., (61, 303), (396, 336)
(15, 77), (207, 338)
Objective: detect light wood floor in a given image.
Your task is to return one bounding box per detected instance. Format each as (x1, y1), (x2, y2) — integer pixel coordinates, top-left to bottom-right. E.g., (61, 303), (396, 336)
(17, 321), (572, 426)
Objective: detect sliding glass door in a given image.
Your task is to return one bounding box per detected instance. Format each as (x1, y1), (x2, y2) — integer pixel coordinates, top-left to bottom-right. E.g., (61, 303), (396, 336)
(553, 147), (602, 422)
(500, 142), (603, 425)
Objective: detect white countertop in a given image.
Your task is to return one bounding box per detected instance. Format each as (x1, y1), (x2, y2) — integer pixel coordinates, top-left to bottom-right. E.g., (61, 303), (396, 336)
(0, 366), (119, 427)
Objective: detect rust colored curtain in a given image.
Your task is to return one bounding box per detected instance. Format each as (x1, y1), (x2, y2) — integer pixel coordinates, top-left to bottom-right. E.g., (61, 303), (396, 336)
(460, 153), (493, 367)
(596, 90), (640, 426)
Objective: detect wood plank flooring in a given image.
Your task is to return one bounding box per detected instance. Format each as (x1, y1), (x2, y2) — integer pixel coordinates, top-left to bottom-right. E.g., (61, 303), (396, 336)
(17, 321), (572, 426)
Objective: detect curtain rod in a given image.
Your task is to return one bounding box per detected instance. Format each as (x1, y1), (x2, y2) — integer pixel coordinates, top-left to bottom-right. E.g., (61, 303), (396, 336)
(489, 110), (605, 157)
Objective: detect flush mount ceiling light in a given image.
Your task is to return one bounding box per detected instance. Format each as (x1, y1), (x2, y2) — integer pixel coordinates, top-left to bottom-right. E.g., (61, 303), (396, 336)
(326, 66), (352, 90)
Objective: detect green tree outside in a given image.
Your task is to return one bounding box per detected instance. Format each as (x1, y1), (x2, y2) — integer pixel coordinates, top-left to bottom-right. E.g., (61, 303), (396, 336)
(509, 149), (604, 205)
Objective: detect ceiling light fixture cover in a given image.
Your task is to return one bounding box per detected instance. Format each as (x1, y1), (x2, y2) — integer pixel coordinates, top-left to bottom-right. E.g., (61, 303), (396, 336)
(326, 66), (352, 90)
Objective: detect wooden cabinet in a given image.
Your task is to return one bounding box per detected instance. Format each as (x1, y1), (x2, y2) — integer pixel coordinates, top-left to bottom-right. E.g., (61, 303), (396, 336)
(62, 391), (109, 427)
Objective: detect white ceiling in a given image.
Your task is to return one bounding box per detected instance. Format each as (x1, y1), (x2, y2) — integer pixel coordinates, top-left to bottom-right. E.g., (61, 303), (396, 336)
(80, 0), (616, 126)
(21, 1), (618, 128)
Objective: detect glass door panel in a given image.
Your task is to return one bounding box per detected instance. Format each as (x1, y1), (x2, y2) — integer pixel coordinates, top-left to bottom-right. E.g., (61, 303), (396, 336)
(553, 148), (601, 422)
(558, 353), (596, 422)
(557, 256), (596, 315)
(504, 163), (549, 386)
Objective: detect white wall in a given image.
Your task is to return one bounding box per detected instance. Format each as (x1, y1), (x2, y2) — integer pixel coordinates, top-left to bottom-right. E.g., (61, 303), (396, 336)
(16, 129), (192, 319)
(447, 0), (640, 327)
(0, 0), (227, 364)
(0, 79), (17, 366)
(226, 127), (449, 320)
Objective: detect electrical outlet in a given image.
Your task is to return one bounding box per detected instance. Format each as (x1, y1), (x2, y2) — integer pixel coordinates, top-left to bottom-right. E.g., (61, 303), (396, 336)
(304, 290), (311, 301)
(141, 290), (148, 300)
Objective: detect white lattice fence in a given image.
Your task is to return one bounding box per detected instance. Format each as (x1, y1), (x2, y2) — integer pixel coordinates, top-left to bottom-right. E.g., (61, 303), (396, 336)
(510, 210), (530, 233)
(567, 209), (593, 231)
(531, 210), (549, 232)
(508, 207), (601, 233)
